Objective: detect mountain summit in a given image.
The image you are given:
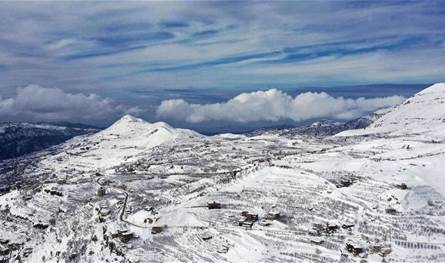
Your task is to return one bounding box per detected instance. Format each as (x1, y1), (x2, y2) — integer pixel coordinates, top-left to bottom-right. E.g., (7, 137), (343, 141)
(40, 114), (200, 171)
(111, 114), (147, 126)
(103, 114), (174, 137)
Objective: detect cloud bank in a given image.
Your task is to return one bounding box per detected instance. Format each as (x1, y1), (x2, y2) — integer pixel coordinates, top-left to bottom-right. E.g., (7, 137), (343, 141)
(0, 84), (140, 124)
(157, 89), (404, 123)
(0, 1), (444, 98)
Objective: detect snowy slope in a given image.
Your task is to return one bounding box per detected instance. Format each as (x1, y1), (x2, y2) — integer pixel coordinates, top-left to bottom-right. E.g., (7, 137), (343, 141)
(334, 83), (445, 195)
(337, 83), (445, 138)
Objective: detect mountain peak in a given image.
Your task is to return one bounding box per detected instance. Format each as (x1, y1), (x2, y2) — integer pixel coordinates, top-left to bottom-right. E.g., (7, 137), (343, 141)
(116, 114), (147, 124)
(106, 114), (150, 132)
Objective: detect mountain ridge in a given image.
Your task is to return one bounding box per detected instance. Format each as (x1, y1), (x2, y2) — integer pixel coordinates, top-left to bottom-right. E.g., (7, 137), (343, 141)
(0, 121), (99, 160)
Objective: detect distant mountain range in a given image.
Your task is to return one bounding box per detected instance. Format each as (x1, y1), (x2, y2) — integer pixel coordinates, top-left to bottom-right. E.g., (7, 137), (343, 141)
(0, 122), (99, 160)
(248, 117), (373, 137)
(0, 116), (372, 161)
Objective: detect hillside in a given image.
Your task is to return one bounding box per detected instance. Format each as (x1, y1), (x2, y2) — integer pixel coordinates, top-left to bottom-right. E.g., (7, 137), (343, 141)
(0, 122), (98, 160)
(337, 83), (445, 139)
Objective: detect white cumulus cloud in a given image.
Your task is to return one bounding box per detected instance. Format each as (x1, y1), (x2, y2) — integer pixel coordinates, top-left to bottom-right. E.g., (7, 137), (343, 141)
(156, 89), (405, 123)
(0, 84), (141, 123)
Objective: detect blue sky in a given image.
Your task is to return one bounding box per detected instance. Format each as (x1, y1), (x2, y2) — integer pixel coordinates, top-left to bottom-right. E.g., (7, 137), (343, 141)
(0, 1), (444, 128)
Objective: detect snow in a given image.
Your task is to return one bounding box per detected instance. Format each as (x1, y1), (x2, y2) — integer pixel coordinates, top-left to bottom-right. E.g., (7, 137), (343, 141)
(337, 83), (445, 138)
(126, 210), (153, 226)
(2, 84), (445, 262)
(40, 114), (202, 171)
(157, 207), (209, 228)
(224, 232), (266, 262)
(332, 83), (445, 196)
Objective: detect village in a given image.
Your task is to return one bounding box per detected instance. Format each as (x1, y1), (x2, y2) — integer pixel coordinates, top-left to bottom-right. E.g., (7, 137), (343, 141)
(1, 125), (443, 263)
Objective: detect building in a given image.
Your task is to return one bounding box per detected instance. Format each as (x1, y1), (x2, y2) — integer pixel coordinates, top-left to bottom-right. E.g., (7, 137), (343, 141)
(208, 201), (221, 209)
(267, 211), (281, 220)
(111, 230), (135, 243)
(151, 226), (164, 234)
(201, 232), (213, 241)
(385, 207), (397, 215)
(241, 211), (258, 221)
(97, 186), (106, 197)
(346, 240), (365, 256)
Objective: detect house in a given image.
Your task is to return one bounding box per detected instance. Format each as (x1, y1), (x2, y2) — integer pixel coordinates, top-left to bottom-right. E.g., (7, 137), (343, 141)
(111, 230), (135, 243)
(238, 211), (258, 229)
(151, 226), (164, 234)
(336, 178), (355, 188)
(396, 183), (408, 190)
(44, 188), (63, 197)
(369, 244), (392, 257)
(267, 211), (281, 220)
(342, 223), (354, 229)
(312, 222), (339, 235)
(118, 231), (135, 243)
(243, 212), (258, 221)
(385, 207), (397, 215)
(326, 222), (339, 233)
(310, 237), (324, 245)
(97, 186), (106, 197)
(33, 222), (49, 229)
(208, 201), (221, 209)
(201, 232), (213, 241)
(238, 217), (254, 228)
(346, 241), (364, 256)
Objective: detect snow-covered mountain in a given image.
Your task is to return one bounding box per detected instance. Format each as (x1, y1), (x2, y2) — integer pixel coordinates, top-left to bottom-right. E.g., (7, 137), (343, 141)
(1, 84), (445, 263)
(0, 122), (98, 160)
(39, 114), (201, 172)
(335, 82), (445, 196)
(338, 83), (445, 138)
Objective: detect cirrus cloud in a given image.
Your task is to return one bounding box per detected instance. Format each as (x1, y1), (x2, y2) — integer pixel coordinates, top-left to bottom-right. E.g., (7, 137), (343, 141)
(0, 84), (141, 124)
(156, 89), (404, 123)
